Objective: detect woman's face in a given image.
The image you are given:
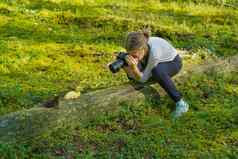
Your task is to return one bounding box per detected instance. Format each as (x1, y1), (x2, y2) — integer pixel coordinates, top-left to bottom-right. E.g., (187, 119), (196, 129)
(129, 48), (145, 61)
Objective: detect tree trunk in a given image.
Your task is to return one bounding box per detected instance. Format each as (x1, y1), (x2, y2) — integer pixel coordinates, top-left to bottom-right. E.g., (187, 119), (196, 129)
(0, 55), (237, 143)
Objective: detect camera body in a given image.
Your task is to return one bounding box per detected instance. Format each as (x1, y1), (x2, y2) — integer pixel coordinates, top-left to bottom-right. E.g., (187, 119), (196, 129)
(109, 52), (129, 73)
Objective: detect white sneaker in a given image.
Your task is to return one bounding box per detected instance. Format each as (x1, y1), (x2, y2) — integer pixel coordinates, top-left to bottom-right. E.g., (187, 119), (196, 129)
(172, 99), (189, 118)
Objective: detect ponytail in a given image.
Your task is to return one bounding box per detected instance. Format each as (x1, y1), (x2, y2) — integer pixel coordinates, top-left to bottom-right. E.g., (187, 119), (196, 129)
(142, 29), (150, 40)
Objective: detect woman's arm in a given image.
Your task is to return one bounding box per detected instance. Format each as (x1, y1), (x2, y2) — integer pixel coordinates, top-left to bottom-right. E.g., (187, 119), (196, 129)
(123, 65), (136, 79)
(130, 65), (143, 81)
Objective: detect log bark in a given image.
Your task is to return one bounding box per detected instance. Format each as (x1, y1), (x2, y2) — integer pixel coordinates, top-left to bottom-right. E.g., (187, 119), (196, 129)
(0, 54), (237, 143)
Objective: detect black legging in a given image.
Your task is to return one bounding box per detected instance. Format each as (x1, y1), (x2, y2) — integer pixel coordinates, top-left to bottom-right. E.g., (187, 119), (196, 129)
(151, 54), (183, 102)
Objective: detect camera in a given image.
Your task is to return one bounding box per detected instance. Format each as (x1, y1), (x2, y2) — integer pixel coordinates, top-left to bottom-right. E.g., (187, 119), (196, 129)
(109, 52), (129, 73)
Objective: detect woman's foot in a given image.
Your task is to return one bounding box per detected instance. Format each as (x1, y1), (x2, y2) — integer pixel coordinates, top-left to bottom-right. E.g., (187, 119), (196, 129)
(171, 99), (189, 118)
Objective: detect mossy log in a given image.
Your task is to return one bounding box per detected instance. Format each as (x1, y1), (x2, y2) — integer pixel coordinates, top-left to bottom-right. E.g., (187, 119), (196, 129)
(0, 55), (237, 143)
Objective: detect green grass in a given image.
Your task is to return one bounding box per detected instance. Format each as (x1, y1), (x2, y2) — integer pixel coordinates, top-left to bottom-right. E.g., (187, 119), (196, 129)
(0, 70), (237, 158)
(0, 0), (237, 158)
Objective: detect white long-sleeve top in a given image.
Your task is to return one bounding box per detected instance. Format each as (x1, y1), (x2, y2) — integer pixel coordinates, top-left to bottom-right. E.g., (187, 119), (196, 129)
(138, 37), (178, 83)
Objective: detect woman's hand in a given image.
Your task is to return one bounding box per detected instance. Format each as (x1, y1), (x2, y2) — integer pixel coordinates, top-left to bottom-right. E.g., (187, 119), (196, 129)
(125, 55), (138, 70)
(123, 55), (142, 81)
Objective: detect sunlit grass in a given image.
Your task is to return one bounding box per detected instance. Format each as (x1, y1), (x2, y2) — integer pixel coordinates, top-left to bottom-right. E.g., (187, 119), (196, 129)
(0, 0), (237, 158)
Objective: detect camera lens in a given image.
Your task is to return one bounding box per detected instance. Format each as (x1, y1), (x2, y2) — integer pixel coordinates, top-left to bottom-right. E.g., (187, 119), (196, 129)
(109, 59), (125, 73)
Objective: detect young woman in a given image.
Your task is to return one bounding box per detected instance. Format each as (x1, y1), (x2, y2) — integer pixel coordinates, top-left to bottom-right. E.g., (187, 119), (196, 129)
(123, 31), (189, 118)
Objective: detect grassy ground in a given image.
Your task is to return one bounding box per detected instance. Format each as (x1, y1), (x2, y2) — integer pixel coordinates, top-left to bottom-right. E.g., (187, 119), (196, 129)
(0, 0), (237, 158)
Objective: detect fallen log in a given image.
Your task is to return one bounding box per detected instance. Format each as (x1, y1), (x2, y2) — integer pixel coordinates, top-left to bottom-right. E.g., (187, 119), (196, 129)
(0, 54), (237, 143)
(0, 82), (160, 143)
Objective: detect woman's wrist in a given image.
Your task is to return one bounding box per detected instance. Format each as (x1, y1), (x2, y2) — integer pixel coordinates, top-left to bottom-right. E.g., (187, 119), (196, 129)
(131, 64), (138, 71)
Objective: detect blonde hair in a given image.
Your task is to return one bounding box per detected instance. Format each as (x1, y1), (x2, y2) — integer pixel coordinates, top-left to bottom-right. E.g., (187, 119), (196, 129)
(125, 30), (150, 52)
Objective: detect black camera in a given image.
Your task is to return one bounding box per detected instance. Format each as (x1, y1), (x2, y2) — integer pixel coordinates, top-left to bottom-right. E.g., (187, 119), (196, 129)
(109, 52), (129, 73)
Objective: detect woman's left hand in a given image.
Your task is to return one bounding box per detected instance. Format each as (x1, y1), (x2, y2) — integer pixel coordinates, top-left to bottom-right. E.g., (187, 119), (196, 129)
(125, 55), (139, 69)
